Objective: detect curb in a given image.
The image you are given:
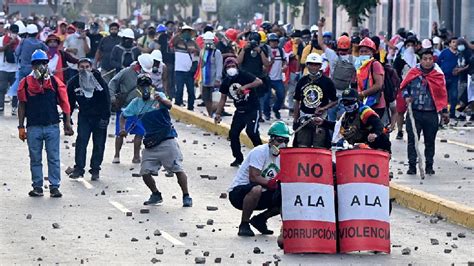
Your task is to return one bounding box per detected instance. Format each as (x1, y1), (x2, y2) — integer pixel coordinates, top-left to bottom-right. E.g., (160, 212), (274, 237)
(171, 105), (474, 229)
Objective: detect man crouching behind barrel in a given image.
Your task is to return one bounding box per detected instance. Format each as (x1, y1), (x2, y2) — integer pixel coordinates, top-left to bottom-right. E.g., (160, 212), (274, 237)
(228, 121), (290, 237)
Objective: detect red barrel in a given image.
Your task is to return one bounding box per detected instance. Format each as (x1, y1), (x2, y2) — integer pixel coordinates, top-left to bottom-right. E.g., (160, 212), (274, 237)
(336, 149), (391, 254)
(279, 148), (337, 254)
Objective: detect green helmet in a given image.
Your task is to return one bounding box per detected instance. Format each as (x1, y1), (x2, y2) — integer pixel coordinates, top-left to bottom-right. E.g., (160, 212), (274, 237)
(268, 121), (291, 138)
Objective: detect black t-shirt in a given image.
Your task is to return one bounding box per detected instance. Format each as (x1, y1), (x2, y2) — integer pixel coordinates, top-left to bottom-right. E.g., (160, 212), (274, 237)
(294, 74), (337, 114)
(220, 70), (259, 111)
(97, 35), (121, 71)
(158, 33), (175, 65)
(240, 47), (268, 77)
(87, 33), (103, 59)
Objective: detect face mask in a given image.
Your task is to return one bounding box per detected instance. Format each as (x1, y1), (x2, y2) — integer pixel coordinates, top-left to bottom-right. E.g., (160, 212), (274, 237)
(110, 32), (118, 37)
(226, 67), (238, 77)
(205, 42), (215, 50)
(140, 86), (151, 101)
(152, 66), (159, 73)
(34, 64), (49, 79)
(270, 143), (286, 156)
(405, 46), (415, 54)
(458, 45), (465, 52)
(123, 38), (133, 48)
(343, 102), (359, 113)
(148, 29), (155, 36)
(48, 47), (58, 54)
(308, 70), (321, 78)
(182, 32), (191, 41)
(354, 55), (371, 69)
(339, 54), (350, 61)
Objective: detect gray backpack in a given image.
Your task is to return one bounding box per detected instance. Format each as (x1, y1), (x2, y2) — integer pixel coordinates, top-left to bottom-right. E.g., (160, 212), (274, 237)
(332, 55), (356, 90)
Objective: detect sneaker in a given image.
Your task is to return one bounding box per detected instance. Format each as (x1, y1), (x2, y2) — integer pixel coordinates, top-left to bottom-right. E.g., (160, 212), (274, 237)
(230, 159), (243, 167)
(165, 171), (174, 177)
(238, 222), (255, 237)
(28, 187), (44, 197)
(407, 166), (417, 175)
(396, 131), (403, 140)
(143, 192), (163, 205)
(222, 111), (232, 117)
(132, 157), (141, 164)
(50, 188), (63, 198)
(11, 107), (17, 116)
(250, 216), (274, 235)
(425, 165), (435, 175)
(91, 173), (100, 181)
(274, 111), (281, 120)
(197, 102), (205, 107)
(69, 170), (84, 179)
(112, 157), (120, 164)
(182, 195), (193, 207)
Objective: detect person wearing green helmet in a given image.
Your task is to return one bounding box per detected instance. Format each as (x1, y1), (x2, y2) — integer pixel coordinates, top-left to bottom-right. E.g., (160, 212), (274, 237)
(228, 121), (290, 237)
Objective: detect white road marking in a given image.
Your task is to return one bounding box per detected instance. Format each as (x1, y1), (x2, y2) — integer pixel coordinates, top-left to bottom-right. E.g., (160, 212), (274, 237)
(437, 138), (474, 149)
(77, 178), (94, 189)
(109, 200), (132, 213)
(160, 230), (184, 246)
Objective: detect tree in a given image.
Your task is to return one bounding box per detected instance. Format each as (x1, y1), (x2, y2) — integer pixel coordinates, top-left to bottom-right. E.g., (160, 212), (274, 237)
(334, 0), (379, 31)
(281, 0), (305, 22)
(48, 0), (59, 14)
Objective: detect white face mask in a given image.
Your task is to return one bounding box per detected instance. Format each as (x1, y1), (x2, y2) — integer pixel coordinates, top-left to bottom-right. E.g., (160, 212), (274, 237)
(405, 46), (415, 54)
(339, 54), (350, 61)
(270, 143), (286, 156)
(226, 67), (238, 77)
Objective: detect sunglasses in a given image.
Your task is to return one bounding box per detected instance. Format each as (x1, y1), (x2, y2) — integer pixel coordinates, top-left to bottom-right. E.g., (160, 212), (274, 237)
(273, 137), (289, 144)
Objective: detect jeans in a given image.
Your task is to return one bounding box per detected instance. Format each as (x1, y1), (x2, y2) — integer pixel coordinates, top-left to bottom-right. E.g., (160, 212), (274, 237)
(286, 73), (298, 110)
(27, 124), (61, 189)
(175, 70), (195, 110)
(262, 80), (285, 118)
(327, 102), (345, 122)
(229, 110), (262, 161)
(167, 63), (176, 99)
(74, 115), (109, 175)
(0, 71), (16, 110)
(406, 110), (438, 167)
(446, 78), (459, 117)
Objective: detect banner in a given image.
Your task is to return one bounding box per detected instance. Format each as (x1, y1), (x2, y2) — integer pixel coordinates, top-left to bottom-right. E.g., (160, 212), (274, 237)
(280, 148), (337, 254)
(201, 0), (217, 12)
(336, 149), (391, 253)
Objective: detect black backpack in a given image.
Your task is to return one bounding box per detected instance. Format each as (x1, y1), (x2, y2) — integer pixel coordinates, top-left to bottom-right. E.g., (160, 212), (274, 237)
(382, 64), (400, 103)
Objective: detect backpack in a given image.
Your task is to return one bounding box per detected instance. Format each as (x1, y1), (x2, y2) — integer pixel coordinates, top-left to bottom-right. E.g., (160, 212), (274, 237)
(332, 55), (356, 90)
(117, 45), (136, 68)
(382, 64), (400, 103)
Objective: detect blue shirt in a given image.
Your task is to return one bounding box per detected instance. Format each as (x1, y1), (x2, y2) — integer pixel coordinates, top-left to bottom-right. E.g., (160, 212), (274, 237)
(15, 37), (48, 69)
(437, 48), (458, 81)
(122, 92), (177, 141)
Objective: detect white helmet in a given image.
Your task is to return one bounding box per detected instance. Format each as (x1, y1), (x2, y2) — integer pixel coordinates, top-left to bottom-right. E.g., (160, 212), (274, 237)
(433, 36), (441, 45)
(310, 25), (319, 32)
(151, 50), (163, 62)
(305, 53), (323, 64)
(26, 24), (38, 34)
(121, 28), (135, 39)
(421, 39), (432, 49)
(202, 31), (215, 40)
(137, 54), (154, 73)
(16, 21), (27, 35)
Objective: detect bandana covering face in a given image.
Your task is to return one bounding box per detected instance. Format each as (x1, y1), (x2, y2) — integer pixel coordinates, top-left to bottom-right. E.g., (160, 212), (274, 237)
(79, 70), (103, 98)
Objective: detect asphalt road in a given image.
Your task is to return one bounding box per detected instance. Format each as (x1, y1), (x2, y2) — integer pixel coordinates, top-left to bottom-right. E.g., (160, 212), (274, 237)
(1, 110), (473, 265)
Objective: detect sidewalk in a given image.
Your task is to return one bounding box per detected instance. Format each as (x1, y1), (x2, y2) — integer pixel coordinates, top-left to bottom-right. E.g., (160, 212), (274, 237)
(172, 97), (474, 228)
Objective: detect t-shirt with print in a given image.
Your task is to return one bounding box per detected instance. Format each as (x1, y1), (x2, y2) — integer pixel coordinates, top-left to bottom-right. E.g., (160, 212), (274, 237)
(122, 92), (177, 142)
(268, 47), (287, 81)
(0, 36), (19, 72)
(228, 144), (280, 191)
(220, 70), (259, 112)
(294, 74), (337, 114)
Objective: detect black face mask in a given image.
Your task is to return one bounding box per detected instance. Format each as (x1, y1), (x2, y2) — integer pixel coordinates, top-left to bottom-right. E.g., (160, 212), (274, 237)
(110, 32), (118, 37)
(148, 29), (155, 36)
(141, 86), (151, 101)
(122, 38), (133, 48)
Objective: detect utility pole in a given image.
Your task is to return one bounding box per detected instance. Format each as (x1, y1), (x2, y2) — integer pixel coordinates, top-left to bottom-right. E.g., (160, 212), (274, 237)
(387, 0), (393, 39)
(440, 0), (453, 32)
(331, 1), (337, 38)
(308, 0), (319, 26)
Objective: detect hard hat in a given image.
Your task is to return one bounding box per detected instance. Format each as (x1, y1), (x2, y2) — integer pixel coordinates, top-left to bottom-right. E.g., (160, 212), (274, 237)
(137, 54), (154, 73)
(248, 32), (261, 43)
(421, 39), (432, 49)
(202, 31), (215, 40)
(323, 31), (332, 38)
(31, 49), (48, 63)
(267, 33), (279, 42)
(151, 50), (163, 62)
(305, 53), (323, 64)
(432, 36), (441, 45)
(156, 24), (167, 33)
(258, 31), (267, 43)
(225, 28), (238, 42)
(261, 21), (272, 31)
(268, 121), (291, 138)
(121, 28), (135, 39)
(358, 37), (376, 51)
(181, 25), (194, 31)
(337, 35), (351, 50)
(310, 25), (318, 32)
(26, 24), (38, 34)
(15, 20), (26, 34)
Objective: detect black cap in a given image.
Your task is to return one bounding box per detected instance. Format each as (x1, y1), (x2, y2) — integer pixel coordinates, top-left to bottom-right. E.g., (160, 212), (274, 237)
(203, 25), (214, 33)
(340, 89), (358, 101)
(290, 30), (302, 38)
(109, 22), (120, 28)
(301, 29), (311, 36)
(137, 74), (152, 86)
(351, 36), (361, 44)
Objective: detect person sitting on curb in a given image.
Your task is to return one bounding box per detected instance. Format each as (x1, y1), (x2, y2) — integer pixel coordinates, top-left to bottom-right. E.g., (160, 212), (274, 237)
(119, 74), (192, 207)
(228, 121), (290, 237)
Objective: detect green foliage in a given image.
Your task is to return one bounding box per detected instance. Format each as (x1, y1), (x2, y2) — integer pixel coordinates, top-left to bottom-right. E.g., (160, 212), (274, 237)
(334, 0), (379, 24)
(281, 0), (304, 17)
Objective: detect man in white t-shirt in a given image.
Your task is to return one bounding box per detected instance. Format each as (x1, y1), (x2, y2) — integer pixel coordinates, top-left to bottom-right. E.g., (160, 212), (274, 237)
(0, 24), (20, 112)
(262, 33), (288, 120)
(228, 121), (290, 237)
(64, 22), (90, 80)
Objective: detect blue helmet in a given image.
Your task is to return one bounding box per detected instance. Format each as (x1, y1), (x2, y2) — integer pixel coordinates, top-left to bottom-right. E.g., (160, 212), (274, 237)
(323, 31), (332, 38)
(31, 49), (49, 64)
(267, 33), (279, 42)
(156, 24), (167, 33)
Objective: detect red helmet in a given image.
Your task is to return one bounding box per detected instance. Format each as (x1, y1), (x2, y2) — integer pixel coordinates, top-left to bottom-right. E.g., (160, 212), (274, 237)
(359, 37), (376, 51)
(225, 28), (238, 42)
(337, 35), (351, 50)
